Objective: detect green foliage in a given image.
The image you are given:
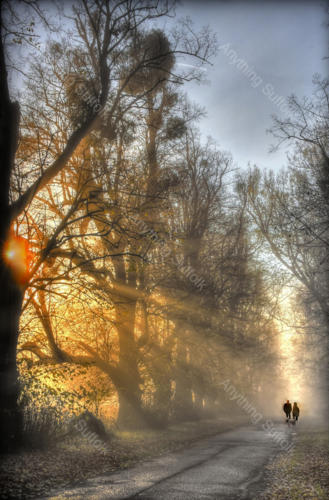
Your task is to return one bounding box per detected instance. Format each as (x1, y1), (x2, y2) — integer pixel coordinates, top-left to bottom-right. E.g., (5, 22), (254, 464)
(18, 365), (87, 448)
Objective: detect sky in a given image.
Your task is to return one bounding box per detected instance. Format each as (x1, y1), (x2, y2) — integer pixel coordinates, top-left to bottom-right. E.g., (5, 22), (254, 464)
(173, 0), (328, 172)
(10, 0), (328, 173)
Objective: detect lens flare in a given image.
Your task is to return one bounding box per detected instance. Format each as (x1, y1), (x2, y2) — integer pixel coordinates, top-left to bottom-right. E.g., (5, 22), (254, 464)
(3, 232), (32, 285)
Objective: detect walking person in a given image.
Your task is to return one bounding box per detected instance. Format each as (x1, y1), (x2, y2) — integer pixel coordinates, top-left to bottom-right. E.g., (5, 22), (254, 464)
(283, 400), (292, 421)
(292, 402), (300, 422)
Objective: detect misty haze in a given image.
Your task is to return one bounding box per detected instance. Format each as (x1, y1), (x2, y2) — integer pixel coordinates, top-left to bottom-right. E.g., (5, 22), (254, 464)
(0, 1), (328, 499)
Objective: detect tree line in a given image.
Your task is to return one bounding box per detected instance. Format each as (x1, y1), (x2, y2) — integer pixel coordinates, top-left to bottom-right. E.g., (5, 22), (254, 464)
(1, 0), (327, 451)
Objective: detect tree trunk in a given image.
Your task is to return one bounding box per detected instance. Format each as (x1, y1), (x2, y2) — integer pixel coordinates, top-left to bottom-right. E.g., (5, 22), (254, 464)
(174, 375), (193, 421)
(0, 12), (23, 452)
(173, 334), (193, 421)
(0, 269), (24, 452)
(114, 299), (145, 429)
(151, 369), (171, 427)
(193, 389), (204, 418)
(116, 388), (145, 429)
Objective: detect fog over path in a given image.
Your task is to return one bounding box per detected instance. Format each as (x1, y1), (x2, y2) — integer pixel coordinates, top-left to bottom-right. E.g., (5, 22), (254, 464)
(45, 423), (293, 499)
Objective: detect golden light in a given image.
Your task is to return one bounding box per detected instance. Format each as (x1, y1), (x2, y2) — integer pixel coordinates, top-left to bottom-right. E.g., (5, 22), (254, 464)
(275, 286), (309, 412)
(3, 232), (32, 285)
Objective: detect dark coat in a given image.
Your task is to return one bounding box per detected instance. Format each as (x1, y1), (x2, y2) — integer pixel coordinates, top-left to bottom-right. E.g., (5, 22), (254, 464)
(283, 402), (292, 413)
(292, 404), (300, 416)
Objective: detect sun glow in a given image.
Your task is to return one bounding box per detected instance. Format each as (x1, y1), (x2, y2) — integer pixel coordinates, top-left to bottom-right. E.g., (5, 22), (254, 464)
(3, 232), (32, 285)
(276, 287), (305, 409)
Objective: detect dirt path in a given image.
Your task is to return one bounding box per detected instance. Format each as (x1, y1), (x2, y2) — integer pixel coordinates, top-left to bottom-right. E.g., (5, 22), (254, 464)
(44, 423), (290, 499)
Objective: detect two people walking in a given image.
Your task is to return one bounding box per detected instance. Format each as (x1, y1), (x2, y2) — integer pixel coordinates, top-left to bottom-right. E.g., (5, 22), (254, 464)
(283, 400), (300, 421)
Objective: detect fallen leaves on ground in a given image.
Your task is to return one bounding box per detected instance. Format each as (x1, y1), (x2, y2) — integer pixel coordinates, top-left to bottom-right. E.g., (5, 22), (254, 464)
(0, 417), (245, 499)
(260, 429), (329, 500)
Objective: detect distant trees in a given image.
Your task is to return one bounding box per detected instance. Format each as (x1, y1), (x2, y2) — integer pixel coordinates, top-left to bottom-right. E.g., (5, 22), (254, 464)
(238, 75), (329, 410)
(138, 128), (280, 421)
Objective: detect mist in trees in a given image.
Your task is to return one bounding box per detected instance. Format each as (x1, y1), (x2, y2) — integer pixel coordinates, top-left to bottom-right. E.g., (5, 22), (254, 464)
(0, 0), (327, 453)
(238, 75), (329, 417)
